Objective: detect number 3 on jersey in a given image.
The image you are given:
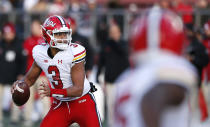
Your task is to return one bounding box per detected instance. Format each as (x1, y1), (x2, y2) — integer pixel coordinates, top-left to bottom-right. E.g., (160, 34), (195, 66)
(48, 66), (63, 89)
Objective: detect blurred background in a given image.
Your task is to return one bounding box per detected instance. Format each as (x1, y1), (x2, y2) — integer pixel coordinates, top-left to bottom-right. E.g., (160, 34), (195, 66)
(1, 0), (210, 127)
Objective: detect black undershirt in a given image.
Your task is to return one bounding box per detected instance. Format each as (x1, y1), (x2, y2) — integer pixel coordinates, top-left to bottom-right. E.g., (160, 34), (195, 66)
(47, 48), (54, 59)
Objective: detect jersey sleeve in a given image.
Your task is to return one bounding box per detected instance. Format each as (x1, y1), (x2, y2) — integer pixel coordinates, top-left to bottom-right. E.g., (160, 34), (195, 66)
(156, 64), (198, 89)
(32, 45), (39, 63)
(71, 43), (86, 64)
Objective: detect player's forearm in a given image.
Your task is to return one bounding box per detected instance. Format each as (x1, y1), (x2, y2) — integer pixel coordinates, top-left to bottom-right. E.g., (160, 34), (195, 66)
(66, 85), (83, 97)
(23, 77), (36, 87)
(22, 70), (40, 87)
(22, 62), (41, 87)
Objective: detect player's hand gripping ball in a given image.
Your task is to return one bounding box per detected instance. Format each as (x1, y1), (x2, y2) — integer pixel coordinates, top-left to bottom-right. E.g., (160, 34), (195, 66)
(12, 81), (30, 106)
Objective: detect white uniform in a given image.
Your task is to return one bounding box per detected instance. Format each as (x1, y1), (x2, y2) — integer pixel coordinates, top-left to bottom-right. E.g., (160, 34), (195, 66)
(32, 43), (90, 101)
(114, 54), (198, 127)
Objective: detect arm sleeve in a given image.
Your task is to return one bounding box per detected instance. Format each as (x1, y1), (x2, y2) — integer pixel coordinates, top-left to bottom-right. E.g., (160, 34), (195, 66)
(72, 44), (86, 65)
(156, 64), (198, 89)
(32, 46), (37, 63)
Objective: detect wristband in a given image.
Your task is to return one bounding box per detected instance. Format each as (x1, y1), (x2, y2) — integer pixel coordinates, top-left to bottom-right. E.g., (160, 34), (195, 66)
(50, 88), (68, 98)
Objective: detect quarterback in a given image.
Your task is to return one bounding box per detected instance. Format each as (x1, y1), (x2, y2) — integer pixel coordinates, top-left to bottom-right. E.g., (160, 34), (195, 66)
(11, 15), (102, 127)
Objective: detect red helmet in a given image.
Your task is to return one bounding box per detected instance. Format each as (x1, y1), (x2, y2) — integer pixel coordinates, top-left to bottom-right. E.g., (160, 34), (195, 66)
(130, 6), (185, 62)
(41, 15), (72, 50)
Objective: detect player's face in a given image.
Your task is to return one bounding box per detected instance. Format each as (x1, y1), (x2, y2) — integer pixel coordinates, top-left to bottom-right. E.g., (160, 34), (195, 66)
(54, 32), (68, 39)
(54, 32), (68, 43)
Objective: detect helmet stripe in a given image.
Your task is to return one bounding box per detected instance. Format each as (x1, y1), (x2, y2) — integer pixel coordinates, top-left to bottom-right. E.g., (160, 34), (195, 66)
(147, 6), (162, 52)
(60, 16), (67, 27)
(56, 16), (66, 27)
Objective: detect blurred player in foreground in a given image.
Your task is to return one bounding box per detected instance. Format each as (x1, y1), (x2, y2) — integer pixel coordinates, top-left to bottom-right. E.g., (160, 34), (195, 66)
(114, 6), (198, 127)
(11, 15), (102, 127)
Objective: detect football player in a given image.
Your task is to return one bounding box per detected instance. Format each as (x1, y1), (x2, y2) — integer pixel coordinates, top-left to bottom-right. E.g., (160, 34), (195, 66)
(114, 6), (198, 127)
(11, 15), (102, 127)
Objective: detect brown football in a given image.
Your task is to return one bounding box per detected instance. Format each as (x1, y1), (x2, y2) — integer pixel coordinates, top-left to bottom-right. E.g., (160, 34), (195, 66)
(12, 81), (30, 106)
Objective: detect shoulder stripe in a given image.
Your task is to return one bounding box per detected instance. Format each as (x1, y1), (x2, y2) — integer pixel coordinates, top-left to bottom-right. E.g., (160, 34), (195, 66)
(73, 52), (86, 61)
(74, 57), (85, 63)
(74, 49), (86, 57)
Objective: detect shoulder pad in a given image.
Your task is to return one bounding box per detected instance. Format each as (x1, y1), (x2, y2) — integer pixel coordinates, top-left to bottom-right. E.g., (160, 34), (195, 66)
(32, 44), (49, 61)
(157, 64), (197, 89)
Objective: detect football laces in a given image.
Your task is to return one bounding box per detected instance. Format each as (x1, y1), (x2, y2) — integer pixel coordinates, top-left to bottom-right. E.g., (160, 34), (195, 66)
(15, 84), (24, 93)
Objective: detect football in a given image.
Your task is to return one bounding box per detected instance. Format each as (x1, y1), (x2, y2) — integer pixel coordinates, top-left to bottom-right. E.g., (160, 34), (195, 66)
(12, 81), (30, 106)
